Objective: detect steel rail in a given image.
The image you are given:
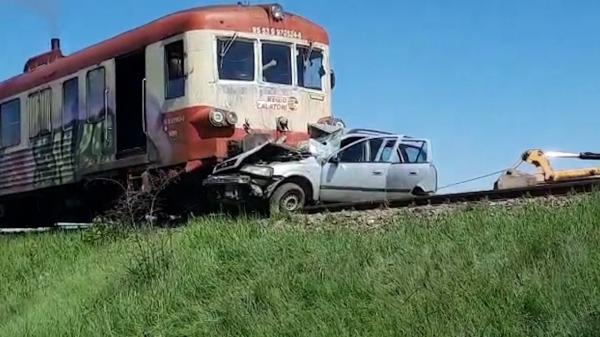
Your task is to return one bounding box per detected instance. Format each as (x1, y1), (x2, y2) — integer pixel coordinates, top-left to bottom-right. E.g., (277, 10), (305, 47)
(3, 179), (600, 233)
(302, 178), (600, 214)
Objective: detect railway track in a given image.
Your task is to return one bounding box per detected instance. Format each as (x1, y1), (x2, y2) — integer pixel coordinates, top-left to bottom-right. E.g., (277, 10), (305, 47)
(3, 178), (599, 235)
(302, 178), (600, 214)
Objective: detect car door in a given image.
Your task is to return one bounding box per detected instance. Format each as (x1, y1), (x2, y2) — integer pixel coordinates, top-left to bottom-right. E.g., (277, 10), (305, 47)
(386, 139), (437, 200)
(320, 137), (391, 203)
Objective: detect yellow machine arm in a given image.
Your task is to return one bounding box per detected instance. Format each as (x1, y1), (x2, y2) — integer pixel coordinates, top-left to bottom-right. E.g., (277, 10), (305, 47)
(495, 149), (600, 189)
(522, 149), (600, 182)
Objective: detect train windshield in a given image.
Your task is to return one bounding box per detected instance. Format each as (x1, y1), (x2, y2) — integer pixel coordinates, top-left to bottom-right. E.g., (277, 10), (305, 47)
(297, 47), (324, 90)
(261, 43), (292, 85)
(218, 38), (255, 81)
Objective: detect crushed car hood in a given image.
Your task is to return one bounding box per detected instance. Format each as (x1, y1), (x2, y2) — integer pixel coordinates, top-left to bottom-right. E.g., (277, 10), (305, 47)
(298, 123), (345, 162)
(213, 123), (346, 175)
(213, 141), (308, 174)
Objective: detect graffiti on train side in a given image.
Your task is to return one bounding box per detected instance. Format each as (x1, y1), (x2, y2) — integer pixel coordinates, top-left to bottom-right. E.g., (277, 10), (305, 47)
(0, 102), (160, 195)
(76, 114), (115, 168)
(29, 112), (115, 188)
(31, 130), (75, 188)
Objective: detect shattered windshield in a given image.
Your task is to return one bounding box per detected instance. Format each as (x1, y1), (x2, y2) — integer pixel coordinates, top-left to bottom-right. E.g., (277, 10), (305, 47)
(297, 47), (324, 90)
(262, 43), (292, 85)
(218, 38), (255, 81)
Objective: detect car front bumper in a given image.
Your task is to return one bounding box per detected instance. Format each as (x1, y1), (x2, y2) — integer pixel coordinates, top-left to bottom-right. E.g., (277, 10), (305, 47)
(203, 174), (268, 202)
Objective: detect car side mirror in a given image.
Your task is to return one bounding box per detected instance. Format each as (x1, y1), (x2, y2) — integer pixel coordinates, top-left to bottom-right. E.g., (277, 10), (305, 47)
(329, 155), (339, 164)
(330, 69), (336, 90)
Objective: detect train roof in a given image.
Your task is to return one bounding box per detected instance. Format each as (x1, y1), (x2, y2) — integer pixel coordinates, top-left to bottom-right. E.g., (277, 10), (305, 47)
(0, 4), (328, 101)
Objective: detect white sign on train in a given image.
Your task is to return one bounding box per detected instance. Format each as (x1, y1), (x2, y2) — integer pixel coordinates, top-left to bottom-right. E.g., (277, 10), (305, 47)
(257, 95), (299, 111)
(252, 27), (303, 39)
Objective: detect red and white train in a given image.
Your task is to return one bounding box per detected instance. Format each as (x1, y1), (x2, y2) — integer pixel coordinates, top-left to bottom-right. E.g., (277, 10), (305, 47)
(0, 3), (335, 224)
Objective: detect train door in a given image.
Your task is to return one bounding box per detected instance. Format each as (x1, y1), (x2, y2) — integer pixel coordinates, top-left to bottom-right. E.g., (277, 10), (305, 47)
(77, 60), (116, 172)
(115, 49), (147, 158)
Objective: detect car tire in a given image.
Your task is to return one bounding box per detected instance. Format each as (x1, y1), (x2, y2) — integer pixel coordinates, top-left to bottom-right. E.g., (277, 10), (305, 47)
(269, 183), (306, 214)
(411, 187), (430, 196)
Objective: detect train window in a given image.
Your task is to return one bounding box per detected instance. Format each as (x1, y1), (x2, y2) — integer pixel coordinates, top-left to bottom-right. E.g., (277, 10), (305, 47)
(86, 67), (106, 121)
(0, 99), (21, 147)
(261, 43), (292, 85)
(297, 47), (324, 90)
(217, 38), (255, 81)
(29, 88), (52, 138)
(62, 78), (79, 129)
(165, 41), (185, 99)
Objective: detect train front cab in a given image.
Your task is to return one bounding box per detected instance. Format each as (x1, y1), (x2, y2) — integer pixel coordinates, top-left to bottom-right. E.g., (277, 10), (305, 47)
(141, 30), (333, 173)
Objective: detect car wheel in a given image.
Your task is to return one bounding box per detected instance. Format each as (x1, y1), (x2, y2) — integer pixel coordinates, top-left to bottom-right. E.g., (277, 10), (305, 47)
(269, 183), (306, 214)
(411, 187), (431, 196)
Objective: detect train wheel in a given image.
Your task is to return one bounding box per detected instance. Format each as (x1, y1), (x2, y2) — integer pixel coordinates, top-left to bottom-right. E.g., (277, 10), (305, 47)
(269, 183), (306, 214)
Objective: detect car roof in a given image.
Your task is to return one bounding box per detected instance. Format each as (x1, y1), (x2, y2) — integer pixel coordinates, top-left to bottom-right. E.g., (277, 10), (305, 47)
(343, 129), (405, 139)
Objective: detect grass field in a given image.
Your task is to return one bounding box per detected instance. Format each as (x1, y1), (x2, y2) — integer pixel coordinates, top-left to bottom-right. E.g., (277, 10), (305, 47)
(1, 195), (599, 337)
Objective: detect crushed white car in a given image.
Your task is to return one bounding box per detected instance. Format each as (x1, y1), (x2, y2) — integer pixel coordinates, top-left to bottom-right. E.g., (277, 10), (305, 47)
(203, 127), (438, 212)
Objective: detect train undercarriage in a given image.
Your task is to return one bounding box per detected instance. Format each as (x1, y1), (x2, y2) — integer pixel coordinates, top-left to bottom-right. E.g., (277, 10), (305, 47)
(0, 164), (215, 228)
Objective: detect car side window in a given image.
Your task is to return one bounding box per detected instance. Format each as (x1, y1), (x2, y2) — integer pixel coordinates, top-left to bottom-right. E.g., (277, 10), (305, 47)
(398, 143), (428, 163)
(340, 136), (363, 148)
(338, 140), (367, 163)
(378, 139), (398, 163)
(368, 138), (384, 161)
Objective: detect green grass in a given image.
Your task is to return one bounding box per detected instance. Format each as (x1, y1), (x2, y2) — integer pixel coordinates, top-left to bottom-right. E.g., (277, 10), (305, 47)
(1, 195), (600, 337)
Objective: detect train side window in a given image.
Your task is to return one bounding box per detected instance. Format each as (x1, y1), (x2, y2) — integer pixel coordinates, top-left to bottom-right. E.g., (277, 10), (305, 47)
(217, 38), (255, 81)
(0, 99), (21, 147)
(62, 77), (79, 129)
(86, 67), (106, 121)
(29, 88), (52, 138)
(261, 43), (292, 85)
(297, 47), (324, 90)
(165, 41), (185, 99)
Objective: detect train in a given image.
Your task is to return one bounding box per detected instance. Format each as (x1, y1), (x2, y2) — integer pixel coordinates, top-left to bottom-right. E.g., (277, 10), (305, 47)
(0, 3), (335, 225)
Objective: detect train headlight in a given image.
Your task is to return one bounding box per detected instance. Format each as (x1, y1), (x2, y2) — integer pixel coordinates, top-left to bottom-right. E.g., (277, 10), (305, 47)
(240, 165), (274, 178)
(225, 111), (239, 126)
(209, 110), (226, 127)
(271, 4), (284, 21)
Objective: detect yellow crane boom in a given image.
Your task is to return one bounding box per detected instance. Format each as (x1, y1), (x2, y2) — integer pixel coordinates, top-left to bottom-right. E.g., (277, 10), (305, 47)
(495, 149), (600, 190)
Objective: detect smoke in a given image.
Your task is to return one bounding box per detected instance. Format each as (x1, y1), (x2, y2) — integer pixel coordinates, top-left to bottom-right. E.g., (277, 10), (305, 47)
(7, 0), (59, 36)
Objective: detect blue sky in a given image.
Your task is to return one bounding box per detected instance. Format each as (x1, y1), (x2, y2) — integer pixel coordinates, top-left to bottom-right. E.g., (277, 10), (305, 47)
(2, 0), (600, 192)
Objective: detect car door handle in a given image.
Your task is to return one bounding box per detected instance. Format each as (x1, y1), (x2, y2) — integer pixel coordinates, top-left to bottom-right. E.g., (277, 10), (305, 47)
(409, 171), (418, 175)
(372, 170), (383, 176)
